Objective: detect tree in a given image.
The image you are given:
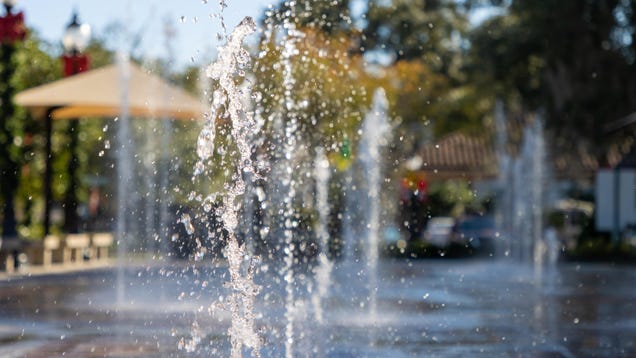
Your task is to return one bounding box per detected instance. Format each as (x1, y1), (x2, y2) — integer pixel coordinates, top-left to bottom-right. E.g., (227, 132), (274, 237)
(0, 29), (64, 239)
(11, 32), (121, 238)
(12, 33), (62, 238)
(266, 0), (354, 35)
(468, 0), (636, 162)
(255, 10), (369, 164)
(0, 39), (21, 239)
(260, 0), (484, 149)
(363, 0), (468, 71)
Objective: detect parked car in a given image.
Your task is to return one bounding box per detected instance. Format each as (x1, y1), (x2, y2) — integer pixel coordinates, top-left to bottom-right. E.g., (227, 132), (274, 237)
(452, 215), (496, 251)
(422, 217), (455, 247)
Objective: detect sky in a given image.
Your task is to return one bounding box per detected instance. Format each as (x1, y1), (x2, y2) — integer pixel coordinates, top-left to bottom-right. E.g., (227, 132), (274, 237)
(16, 0), (496, 70)
(16, 0), (277, 69)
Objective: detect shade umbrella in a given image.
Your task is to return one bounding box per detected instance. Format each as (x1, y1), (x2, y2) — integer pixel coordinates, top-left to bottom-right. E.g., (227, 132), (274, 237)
(15, 62), (205, 120)
(14, 61), (206, 235)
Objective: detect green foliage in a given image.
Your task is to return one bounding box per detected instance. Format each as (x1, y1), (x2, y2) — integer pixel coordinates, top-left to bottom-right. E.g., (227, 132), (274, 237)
(360, 0), (487, 140)
(384, 239), (483, 259)
(253, 21), (368, 163)
(425, 181), (477, 217)
(257, 0), (488, 171)
(2, 32), (64, 238)
(546, 210), (566, 229)
(267, 0), (354, 34)
(364, 0), (469, 69)
(85, 38), (115, 69)
(468, 0), (636, 161)
(9, 0), (635, 241)
(4, 28), (208, 237)
(13, 33), (62, 89)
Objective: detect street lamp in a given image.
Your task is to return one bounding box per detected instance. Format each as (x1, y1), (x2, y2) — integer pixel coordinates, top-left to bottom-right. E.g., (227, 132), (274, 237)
(0, 0), (25, 244)
(60, 12), (90, 234)
(61, 12), (90, 75)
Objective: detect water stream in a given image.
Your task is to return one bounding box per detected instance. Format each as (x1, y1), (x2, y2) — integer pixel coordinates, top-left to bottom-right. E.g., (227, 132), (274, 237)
(312, 148), (332, 325)
(115, 53), (133, 308)
(356, 88), (391, 324)
(195, 17), (262, 358)
(495, 104), (559, 283)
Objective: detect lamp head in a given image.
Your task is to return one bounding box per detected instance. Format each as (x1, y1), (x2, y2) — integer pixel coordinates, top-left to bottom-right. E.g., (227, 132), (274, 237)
(2, 0), (17, 14)
(62, 12), (91, 54)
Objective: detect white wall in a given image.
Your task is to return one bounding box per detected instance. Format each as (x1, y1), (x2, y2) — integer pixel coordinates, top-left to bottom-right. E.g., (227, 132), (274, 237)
(596, 169), (636, 232)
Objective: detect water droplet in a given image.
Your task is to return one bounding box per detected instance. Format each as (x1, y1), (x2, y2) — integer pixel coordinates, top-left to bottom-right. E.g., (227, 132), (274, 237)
(194, 250), (205, 261)
(203, 198), (213, 212)
(194, 161), (205, 176)
(196, 125), (216, 160)
(180, 213), (195, 235)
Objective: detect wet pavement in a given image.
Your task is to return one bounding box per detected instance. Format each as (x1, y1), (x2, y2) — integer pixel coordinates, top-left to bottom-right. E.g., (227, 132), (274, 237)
(0, 259), (634, 357)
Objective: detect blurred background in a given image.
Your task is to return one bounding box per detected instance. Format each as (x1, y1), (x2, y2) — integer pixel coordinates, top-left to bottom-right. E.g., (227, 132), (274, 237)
(2, 0), (634, 260)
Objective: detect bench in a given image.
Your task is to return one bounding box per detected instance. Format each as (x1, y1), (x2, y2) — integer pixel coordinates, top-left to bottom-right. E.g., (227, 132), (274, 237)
(0, 238), (23, 273)
(25, 235), (61, 267)
(7, 232), (115, 272)
(60, 233), (91, 263)
(90, 232), (113, 260)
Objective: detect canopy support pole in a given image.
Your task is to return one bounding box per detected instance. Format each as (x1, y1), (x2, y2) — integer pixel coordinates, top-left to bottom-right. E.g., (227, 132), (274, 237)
(43, 107), (59, 236)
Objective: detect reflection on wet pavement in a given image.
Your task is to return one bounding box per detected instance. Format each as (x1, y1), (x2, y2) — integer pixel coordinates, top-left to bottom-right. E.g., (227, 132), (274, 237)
(0, 260), (634, 357)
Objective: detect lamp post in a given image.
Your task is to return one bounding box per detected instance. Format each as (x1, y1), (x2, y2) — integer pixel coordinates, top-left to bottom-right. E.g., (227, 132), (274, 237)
(61, 12), (90, 76)
(60, 12), (90, 234)
(0, 0), (26, 241)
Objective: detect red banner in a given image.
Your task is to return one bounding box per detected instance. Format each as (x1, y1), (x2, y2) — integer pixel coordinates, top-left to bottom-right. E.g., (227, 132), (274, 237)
(0, 12), (26, 44)
(62, 54), (90, 77)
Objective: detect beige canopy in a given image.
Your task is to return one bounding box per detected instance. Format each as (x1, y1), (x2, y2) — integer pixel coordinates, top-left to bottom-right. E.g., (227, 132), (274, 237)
(14, 62), (205, 120)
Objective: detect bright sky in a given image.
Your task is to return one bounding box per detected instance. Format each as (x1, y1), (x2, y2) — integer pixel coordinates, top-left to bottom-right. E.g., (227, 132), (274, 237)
(17, 0), (277, 69)
(17, 0), (496, 70)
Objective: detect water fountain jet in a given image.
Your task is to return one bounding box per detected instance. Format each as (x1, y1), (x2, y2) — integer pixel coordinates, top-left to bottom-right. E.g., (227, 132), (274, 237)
(356, 87), (391, 324)
(195, 16), (262, 358)
(495, 104), (557, 279)
(312, 147), (333, 325)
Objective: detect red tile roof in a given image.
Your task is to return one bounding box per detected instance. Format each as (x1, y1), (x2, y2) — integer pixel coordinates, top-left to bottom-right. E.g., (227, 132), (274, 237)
(417, 132), (498, 181)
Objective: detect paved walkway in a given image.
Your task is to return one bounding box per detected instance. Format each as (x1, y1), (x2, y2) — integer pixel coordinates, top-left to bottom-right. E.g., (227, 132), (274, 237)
(0, 259), (115, 281)
(1, 260), (634, 356)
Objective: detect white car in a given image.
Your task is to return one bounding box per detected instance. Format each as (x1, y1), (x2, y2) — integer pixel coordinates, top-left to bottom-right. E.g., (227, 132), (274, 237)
(422, 217), (455, 247)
